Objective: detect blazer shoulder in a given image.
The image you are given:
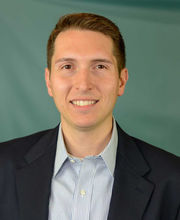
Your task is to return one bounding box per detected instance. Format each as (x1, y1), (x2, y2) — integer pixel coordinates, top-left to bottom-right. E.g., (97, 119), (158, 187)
(132, 136), (180, 177)
(0, 127), (58, 159)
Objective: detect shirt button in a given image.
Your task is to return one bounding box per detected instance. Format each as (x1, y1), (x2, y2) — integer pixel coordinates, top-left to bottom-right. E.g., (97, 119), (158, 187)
(70, 159), (75, 163)
(80, 189), (86, 197)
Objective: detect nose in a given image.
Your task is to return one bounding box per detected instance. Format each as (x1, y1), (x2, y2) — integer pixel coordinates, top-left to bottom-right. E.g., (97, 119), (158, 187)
(75, 68), (93, 91)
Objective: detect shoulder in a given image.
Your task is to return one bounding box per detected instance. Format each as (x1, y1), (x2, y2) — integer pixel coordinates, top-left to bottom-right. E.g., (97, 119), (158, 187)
(116, 123), (180, 170)
(116, 122), (180, 181)
(131, 136), (180, 180)
(133, 136), (180, 165)
(0, 127), (57, 159)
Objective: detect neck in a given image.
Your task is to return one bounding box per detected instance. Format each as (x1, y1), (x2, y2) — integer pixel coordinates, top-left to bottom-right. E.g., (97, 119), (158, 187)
(61, 117), (113, 158)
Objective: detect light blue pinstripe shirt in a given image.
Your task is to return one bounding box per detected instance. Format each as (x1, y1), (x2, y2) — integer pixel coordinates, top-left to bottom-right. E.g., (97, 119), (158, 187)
(48, 119), (118, 220)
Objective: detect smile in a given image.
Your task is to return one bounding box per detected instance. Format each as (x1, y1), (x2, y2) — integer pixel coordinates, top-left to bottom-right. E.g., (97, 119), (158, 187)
(70, 100), (98, 106)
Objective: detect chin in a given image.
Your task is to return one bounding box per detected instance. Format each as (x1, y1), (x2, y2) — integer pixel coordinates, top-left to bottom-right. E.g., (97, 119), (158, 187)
(74, 121), (96, 130)
(71, 118), (99, 130)
(62, 114), (106, 130)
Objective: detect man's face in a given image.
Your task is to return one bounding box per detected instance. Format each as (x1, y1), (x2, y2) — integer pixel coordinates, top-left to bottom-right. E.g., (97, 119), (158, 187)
(45, 29), (128, 130)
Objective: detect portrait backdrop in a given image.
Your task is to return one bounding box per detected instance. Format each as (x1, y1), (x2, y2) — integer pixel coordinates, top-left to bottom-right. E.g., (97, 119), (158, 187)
(0, 0), (180, 156)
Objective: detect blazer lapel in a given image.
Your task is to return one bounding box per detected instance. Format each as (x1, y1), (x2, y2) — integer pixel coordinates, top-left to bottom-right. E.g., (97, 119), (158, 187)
(15, 126), (59, 220)
(108, 124), (154, 220)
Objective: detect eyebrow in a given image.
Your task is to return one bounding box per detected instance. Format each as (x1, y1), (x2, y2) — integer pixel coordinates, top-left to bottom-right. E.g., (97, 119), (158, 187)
(55, 57), (113, 65)
(55, 58), (75, 64)
(90, 59), (113, 65)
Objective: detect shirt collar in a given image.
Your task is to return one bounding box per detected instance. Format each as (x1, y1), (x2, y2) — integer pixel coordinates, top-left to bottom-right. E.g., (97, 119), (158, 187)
(53, 117), (118, 177)
(53, 124), (68, 177)
(100, 118), (118, 176)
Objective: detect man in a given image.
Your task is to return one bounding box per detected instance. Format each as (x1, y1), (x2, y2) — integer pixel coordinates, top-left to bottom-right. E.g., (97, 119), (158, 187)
(0, 13), (180, 220)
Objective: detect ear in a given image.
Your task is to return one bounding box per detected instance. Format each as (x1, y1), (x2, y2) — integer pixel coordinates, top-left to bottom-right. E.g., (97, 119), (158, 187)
(45, 68), (53, 97)
(118, 68), (128, 96)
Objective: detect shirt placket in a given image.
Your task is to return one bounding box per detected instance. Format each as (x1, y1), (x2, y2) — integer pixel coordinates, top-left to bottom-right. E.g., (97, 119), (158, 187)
(71, 158), (97, 220)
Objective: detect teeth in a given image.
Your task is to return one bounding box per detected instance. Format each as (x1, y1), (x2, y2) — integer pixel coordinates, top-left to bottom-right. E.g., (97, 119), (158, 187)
(72, 100), (97, 106)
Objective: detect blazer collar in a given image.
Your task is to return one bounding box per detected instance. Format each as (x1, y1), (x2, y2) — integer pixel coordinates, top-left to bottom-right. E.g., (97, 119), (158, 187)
(16, 125), (59, 220)
(108, 122), (154, 220)
(115, 122), (150, 176)
(24, 125), (59, 165)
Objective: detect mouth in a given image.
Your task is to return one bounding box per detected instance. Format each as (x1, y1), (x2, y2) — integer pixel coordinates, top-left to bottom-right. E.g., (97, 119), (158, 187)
(70, 100), (99, 106)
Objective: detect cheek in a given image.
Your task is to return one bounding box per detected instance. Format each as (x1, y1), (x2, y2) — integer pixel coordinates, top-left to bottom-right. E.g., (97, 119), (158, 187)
(51, 78), (70, 96)
(50, 80), (68, 109)
(101, 85), (119, 106)
(105, 78), (120, 94)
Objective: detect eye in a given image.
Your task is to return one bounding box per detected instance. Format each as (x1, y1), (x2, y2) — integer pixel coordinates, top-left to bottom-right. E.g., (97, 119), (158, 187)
(96, 64), (107, 69)
(62, 64), (72, 70)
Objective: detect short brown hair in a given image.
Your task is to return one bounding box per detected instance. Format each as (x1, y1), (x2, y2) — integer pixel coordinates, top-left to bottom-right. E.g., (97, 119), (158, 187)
(47, 13), (126, 73)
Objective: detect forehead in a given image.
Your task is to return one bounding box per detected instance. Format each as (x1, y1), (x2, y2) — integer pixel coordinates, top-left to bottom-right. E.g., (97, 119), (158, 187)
(53, 29), (115, 60)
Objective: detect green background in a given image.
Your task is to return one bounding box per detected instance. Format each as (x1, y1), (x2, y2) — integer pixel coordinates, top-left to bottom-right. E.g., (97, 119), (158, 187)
(0, 0), (180, 156)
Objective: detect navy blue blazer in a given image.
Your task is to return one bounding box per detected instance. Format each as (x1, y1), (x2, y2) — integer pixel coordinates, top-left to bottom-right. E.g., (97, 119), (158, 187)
(0, 123), (180, 220)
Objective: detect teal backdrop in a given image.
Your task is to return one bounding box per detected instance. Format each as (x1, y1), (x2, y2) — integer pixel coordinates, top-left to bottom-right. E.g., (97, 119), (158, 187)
(0, 0), (180, 156)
